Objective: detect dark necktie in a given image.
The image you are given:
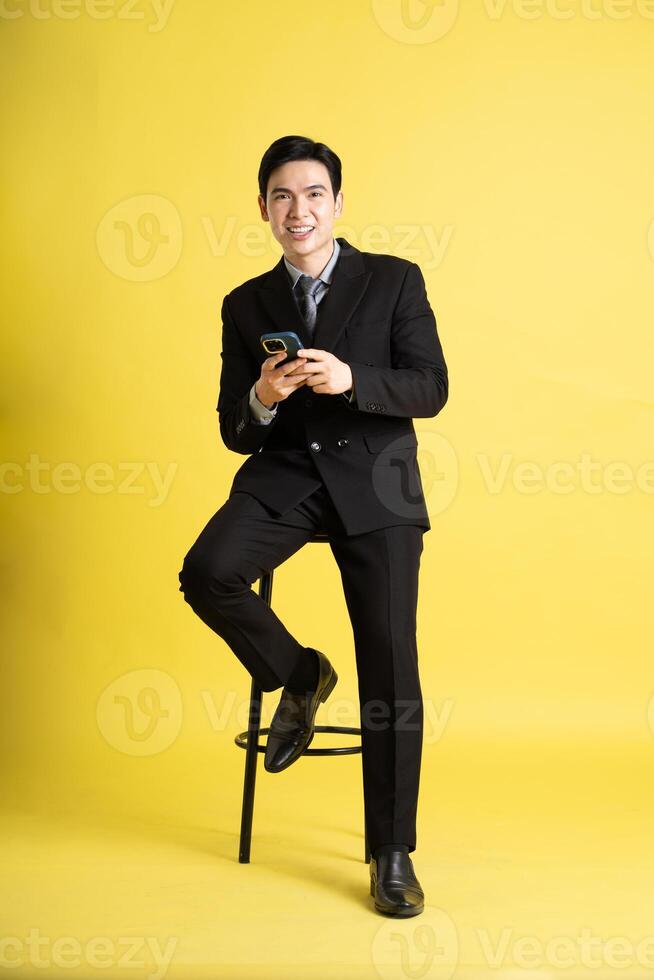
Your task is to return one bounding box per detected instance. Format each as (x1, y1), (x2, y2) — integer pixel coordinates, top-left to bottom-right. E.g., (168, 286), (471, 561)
(295, 274), (321, 337)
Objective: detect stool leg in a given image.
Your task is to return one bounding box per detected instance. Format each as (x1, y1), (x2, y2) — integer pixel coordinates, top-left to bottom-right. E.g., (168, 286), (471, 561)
(238, 571), (273, 864)
(238, 676), (262, 863)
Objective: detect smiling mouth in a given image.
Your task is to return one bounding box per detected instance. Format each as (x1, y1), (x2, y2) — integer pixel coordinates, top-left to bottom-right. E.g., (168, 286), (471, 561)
(286, 226), (315, 235)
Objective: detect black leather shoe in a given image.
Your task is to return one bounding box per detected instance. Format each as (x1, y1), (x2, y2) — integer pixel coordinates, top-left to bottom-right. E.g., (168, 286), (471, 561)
(263, 649), (337, 774)
(370, 849), (425, 917)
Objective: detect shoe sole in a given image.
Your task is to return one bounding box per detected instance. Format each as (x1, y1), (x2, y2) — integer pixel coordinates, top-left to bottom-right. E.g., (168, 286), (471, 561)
(264, 665), (338, 773)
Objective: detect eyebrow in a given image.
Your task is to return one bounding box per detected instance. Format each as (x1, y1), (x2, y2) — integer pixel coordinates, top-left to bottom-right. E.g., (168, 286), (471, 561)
(269, 184), (328, 194)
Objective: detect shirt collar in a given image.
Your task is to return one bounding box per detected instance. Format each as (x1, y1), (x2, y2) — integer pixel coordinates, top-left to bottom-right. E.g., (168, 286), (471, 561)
(283, 237), (341, 289)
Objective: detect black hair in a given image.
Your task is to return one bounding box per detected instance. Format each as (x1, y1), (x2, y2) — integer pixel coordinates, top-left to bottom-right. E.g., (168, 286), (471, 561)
(258, 135), (342, 201)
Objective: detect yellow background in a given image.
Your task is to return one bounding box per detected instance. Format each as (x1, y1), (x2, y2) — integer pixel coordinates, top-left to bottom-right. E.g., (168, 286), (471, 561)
(2, 1), (654, 977)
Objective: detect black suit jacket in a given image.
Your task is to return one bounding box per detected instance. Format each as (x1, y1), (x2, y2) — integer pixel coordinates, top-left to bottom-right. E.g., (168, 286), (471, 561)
(216, 237), (448, 535)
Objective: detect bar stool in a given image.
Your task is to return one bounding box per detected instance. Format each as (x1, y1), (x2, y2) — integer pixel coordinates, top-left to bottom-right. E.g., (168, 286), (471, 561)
(234, 529), (370, 865)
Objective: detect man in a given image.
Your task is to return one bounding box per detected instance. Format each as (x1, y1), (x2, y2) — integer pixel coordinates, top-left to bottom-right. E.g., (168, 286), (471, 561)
(178, 135), (448, 917)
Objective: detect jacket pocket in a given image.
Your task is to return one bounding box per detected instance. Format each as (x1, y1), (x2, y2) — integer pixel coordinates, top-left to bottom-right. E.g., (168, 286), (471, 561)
(363, 431), (418, 454)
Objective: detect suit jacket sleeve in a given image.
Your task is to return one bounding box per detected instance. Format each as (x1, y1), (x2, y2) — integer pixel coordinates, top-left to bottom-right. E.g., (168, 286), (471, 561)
(217, 293), (278, 454)
(345, 262), (448, 418)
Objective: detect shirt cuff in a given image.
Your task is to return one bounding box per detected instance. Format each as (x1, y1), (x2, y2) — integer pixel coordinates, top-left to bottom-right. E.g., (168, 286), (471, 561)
(249, 382), (278, 424)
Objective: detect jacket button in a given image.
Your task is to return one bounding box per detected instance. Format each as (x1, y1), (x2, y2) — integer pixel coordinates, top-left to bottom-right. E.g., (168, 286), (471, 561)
(310, 441), (321, 452)
(337, 438), (348, 447)
(304, 398), (313, 408)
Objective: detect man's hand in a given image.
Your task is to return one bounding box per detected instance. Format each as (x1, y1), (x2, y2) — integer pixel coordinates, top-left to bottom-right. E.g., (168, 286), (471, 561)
(296, 348), (353, 396)
(254, 351), (311, 408)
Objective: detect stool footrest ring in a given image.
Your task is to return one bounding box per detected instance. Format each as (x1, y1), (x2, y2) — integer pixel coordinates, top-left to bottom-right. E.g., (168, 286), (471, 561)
(235, 724), (362, 756)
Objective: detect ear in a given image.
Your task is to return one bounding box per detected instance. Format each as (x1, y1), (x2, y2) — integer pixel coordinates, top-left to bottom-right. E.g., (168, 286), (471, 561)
(258, 194), (269, 221)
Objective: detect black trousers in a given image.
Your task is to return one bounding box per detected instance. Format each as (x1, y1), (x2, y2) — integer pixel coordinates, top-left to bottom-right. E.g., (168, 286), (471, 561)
(178, 481), (425, 855)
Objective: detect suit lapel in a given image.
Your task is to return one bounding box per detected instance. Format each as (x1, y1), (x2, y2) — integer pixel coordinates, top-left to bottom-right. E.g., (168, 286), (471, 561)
(256, 237), (371, 354)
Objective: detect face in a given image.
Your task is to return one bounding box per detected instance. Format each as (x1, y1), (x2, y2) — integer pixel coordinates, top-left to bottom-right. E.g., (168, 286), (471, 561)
(258, 159), (343, 262)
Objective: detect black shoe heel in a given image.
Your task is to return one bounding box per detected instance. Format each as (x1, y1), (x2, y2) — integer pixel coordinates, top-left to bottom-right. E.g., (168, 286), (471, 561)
(320, 668), (338, 702)
(370, 876), (376, 897)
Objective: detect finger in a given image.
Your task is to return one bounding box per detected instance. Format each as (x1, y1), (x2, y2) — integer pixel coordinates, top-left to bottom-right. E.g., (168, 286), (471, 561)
(267, 355), (303, 377)
(279, 357), (307, 376)
(297, 348), (324, 359)
(280, 379), (307, 394)
(285, 363), (309, 378)
(263, 351), (288, 371)
(294, 360), (321, 373)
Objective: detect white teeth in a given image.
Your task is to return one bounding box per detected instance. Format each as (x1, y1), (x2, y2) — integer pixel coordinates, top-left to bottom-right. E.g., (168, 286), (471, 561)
(288, 226), (313, 232)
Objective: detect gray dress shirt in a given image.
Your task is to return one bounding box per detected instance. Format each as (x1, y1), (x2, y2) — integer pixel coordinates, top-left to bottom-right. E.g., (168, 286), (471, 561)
(248, 237), (355, 424)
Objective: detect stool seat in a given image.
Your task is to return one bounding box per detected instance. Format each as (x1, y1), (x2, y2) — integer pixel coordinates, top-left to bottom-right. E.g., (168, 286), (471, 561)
(234, 534), (369, 865)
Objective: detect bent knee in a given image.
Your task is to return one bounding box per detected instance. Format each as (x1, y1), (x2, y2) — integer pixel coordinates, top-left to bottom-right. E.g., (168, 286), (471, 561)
(178, 548), (209, 597)
(178, 547), (243, 599)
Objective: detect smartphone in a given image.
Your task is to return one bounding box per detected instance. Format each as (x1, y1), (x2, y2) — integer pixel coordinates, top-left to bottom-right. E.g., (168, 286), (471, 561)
(260, 331), (304, 363)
